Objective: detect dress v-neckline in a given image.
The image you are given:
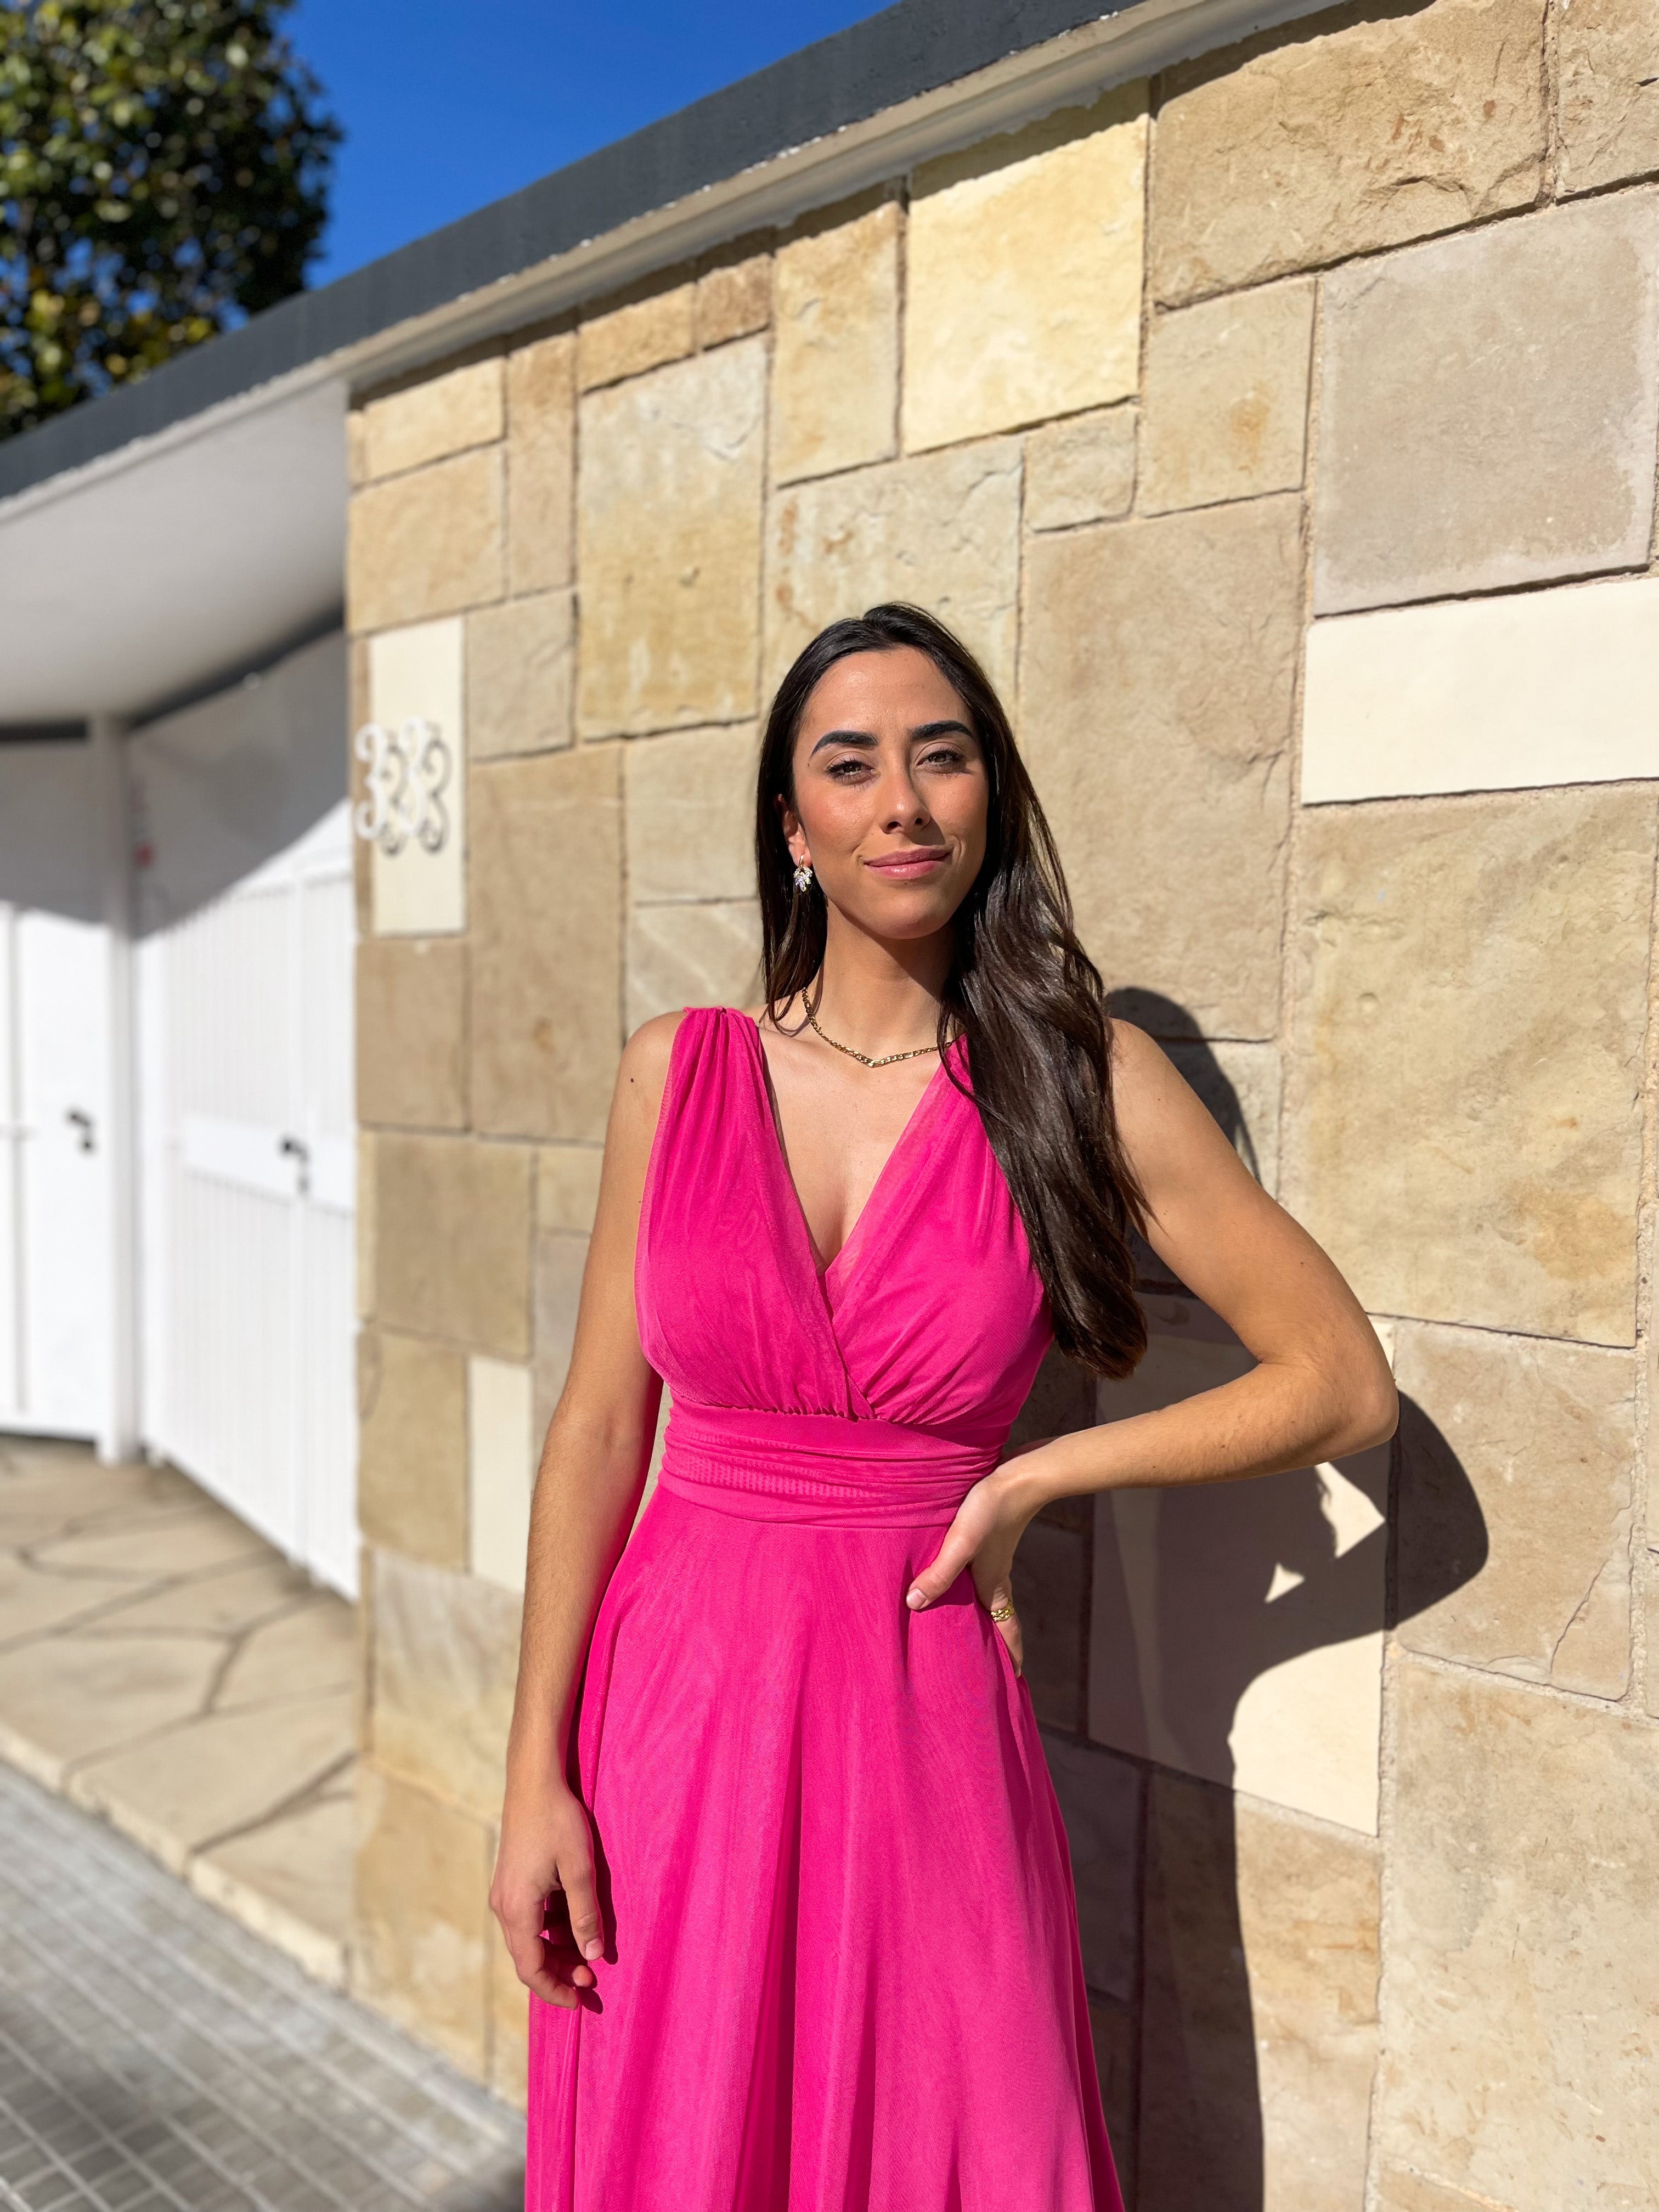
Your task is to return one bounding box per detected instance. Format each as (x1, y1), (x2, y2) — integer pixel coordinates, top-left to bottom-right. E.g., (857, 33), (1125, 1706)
(741, 1012), (954, 1294)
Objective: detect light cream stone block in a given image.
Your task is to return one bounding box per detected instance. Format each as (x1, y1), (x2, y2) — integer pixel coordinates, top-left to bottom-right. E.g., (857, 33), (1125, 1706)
(1560, 0), (1659, 195)
(1284, 789), (1654, 1345)
(469, 1356), (535, 1593)
(505, 333), (574, 596)
(1090, 1323), (1387, 1832)
(627, 902), (761, 1029)
(904, 88), (1147, 453)
(1313, 191), (1659, 613)
(466, 589), (574, 758)
(695, 253), (771, 348)
(363, 360), (503, 480)
(770, 204), (899, 484)
(1376, 2168), (1517, 2212)
(625, 724), (757, 903)
(1301, 576), (1659, 803)
(1141, 278), (1314, 513)
(537, 1145), (603, 1234)
(534, 1231), (588, 1439)
(765, 438), (1022, 701)
(1393, 1325), (1635, 1699)
(357, 1328), (469, 1570)
(370, 1550), (520, 1820)
(353, 1765), (492, 2075)
(1150, 0), (1548, 303)
(1647, 1572), (1659, 1719)
(1023, 407), (1136, 532)
(374, 1135), (533, 1359)
(356, 938), (467, 1129)
(366, 619), (466, 936)
(1020, 498), (1301, 1040)
(577, 284), (695, 391)
(1378, 1662), (1659, 2207)
(347, 446), (504, 632)
(578, 341), (766, 737)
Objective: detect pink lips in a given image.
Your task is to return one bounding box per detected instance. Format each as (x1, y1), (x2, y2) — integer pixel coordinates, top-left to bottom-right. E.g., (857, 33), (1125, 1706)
(864, 850), (949, 879)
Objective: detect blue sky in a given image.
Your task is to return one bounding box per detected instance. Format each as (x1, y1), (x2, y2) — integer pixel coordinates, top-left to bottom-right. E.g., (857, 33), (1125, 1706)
(287, 2), (886, 286)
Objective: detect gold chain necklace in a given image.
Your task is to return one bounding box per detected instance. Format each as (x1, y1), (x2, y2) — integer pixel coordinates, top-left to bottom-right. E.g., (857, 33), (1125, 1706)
(806, 1009), (941, 1070)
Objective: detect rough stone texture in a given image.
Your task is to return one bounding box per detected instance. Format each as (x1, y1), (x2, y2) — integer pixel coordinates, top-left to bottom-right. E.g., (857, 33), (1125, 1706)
(1378, 1661), (1659, 2207)
(625, 723), (757, 902)
(469, 748), (622, 1142)
(1150, 0), (1548, 304)
(1284, 789), (1655, 1344)
(1024, 407), (1137, 532)
(356, 937), (467, 1130)
(0, 1630), (221, 1781)
(506, 332), (575, 596)
(370, 1550), (520, 1824)
(1313, 192), (1659, 613)
(374, 1133), (533, 1358)
(1376, 2168), (1519, 2212)
(353, 1765), (493, 2075)
(1394, 1325), (1635, 1697)
(217, 1600), (357, 1706)
(357, 1328), (469, 1569)
(467, 589), (575, 757)
(469, 1354), (535, 1593)
(770, 203), (900, 484)
(765, 438), (1023, 699)
(905, 88), (1148, 450)
(358, 1129), (377, 1317)
(578, 340), (766, 736)
(627, 901), (761, 1029)
(1166, 1037), (1282, 1194)
(696, 252), (772, 347)
(347, 448), (504, 633)
(1647, 1571), (1659, 1718)
(363, 359), (503, 480)
(538, 1143), (604, 1233)
(1559, 0), (1659, 195)
(1020, 497), (1302, 1041)
(577, 282), (695, 391)
(1141, 279), (1314, 514)
(534, 1230), (589, 1438)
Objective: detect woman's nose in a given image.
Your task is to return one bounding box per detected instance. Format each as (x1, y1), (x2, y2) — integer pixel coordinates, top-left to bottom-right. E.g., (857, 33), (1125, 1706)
(879, 774), (930, 831)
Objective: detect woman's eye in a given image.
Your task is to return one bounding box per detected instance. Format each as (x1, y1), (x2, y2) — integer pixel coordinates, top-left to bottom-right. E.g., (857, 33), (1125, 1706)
(826, 757), (872, 779)
(920, 748), (967, 770)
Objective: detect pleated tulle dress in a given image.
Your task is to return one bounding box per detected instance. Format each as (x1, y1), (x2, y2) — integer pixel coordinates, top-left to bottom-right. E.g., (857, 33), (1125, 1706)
(526, 1006), (1122, 2212)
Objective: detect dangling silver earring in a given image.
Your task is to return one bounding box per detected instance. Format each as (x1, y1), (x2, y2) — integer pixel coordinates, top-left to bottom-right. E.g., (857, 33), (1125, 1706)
(792, 858), (814, 894)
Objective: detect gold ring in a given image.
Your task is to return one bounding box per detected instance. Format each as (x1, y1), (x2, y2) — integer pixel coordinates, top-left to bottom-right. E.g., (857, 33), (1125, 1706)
(988, 1601), (1016, 1623)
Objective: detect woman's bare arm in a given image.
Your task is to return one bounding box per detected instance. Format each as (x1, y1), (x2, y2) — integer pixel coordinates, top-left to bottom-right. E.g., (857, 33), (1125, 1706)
(489, 1013), (679, 2008)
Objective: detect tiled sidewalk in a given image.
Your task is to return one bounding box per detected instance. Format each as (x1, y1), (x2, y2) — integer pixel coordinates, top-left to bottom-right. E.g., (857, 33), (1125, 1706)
(0, 1762), (522, 2212)
(0, 1439), (354, 1986)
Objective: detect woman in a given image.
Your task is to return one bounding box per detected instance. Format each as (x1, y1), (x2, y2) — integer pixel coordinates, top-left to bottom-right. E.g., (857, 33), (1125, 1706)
(492, 604), (1396, 2210)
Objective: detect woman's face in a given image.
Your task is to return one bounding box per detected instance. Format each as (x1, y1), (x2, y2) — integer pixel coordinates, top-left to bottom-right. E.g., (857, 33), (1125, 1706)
(781, 646), (990, 944)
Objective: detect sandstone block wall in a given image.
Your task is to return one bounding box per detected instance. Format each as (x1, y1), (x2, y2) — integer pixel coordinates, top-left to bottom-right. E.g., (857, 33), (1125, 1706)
(345, 1), (1659, 2201)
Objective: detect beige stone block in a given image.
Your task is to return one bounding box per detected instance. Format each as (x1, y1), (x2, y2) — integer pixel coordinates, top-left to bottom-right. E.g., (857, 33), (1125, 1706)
(505, 333), (574, 596)
(1376, 2168), (1517, 2212)
(695, 253), (771, 347)
(770, 204), (899, 484)
(363, 359), (503, 480)
(489, 1928), (531, 2109)
(0, 1452), (184, 1546)
(1024, 408), (1136, 533)
(357, 1131), (377, 1318)
(1150, 0), (1547, 303)
(1393, 1325), (1635, 1698)
(353, 1764), (492, 2076)
(470, 748), (622, 1142)
(469, 1355), (535, 1593)
(537, 1146), (603, 1234)
(1165, 1036), (1282, 1194)
(578, 341), (766, 737)
(905, 88), (1148, 452)
(374, 1134), (532, 1358)
(1646, 1571), (1659, 1718)
(217, 1597), (357, 1707)
(534, 1231), (589, 1440)
(0, 1631), (217, 1785)
(356, 938), (467, 1128)
(1284, 789), (1654, 1344)
(77, 1553), (309, 1637)
(1141, 279), (1313, 514)
(356, 1328), (468, 1570)
(347, 447), (504, 633)
(1313, 192), (1659, 613)
(1560, 0), (1659, 195)
(1301, 575), (1659, 804)
(625, 723), (757, 903)
(1020, 497), (1301, 1040)
(627, 902), (761, 1029)
(765, 438), (1023, 700)
(193, 1789), (353, 1989)
(347, 407), (369, 488)
(578, 283), (695, 391)
(369, 1550), (520, 1823)
(0, 1552), (139, 1644)
(466, 589), (574, 759)
(36, 1500), (268, 1579)
(1378, 1661), (1659, 2205)
(366, 618), (466, 938)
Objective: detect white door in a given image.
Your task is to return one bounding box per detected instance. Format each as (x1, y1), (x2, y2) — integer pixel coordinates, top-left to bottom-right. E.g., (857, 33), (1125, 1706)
(0, 905), (113, 1438)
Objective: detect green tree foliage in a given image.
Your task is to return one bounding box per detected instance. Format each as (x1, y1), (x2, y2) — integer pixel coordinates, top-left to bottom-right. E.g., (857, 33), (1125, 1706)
(1, 1), (339, 438)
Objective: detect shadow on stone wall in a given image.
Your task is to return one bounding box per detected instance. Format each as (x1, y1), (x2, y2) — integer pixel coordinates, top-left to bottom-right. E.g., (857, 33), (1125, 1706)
(1009, 1007), (1488, 2211)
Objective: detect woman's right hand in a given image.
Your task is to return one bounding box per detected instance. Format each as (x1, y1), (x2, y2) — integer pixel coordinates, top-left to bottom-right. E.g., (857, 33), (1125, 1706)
(490, 1775), (605, 2009)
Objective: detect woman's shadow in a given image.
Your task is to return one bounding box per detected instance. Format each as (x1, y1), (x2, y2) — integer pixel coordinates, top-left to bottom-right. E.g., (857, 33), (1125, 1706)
(1008, 991), (1488, 2212)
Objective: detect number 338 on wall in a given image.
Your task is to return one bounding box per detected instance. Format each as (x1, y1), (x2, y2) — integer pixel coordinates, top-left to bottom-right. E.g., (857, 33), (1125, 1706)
(352, 718), (452, 856)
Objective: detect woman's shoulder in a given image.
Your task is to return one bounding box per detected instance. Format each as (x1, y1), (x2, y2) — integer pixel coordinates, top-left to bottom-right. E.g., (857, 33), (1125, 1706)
(618, 1004), (754, 1092)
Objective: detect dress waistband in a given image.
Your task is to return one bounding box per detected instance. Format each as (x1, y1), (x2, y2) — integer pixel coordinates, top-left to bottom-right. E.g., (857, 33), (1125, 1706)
(657, 1401), (998, 1527)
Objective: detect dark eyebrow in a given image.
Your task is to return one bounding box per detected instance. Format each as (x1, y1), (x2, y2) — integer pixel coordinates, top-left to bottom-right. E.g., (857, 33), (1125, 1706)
(807, 718), (975, 757)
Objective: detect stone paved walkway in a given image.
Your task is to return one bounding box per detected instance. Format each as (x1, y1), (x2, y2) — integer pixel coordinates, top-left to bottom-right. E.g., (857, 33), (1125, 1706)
(0, 1763), (522, 2212)
(0, 1438), (354, 1987)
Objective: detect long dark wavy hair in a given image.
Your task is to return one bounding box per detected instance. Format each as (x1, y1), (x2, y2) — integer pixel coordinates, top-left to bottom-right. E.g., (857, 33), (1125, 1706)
(755, 603), (1147, 1380)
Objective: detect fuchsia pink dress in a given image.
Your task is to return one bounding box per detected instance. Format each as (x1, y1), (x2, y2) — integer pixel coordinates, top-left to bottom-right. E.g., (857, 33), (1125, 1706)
(527, 1006), (1122, 2211)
